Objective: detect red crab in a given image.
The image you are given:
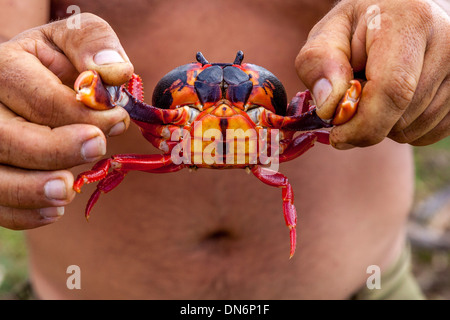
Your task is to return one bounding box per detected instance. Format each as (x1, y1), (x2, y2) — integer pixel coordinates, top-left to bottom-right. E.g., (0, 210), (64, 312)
(73, 51), (361, 258)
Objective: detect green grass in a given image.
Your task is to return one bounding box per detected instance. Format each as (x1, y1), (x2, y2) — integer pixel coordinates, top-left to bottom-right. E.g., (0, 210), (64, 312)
(413, 137), (450, 202)
(0, 229), (28, 298)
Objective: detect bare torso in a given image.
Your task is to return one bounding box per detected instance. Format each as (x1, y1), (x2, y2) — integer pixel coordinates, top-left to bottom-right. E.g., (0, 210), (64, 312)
(26, 0), (414, 299)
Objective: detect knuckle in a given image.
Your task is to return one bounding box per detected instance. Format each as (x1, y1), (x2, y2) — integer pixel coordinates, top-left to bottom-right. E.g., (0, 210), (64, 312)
(56, 13), (116, 52)
(389, 114), (422, 144)
(0, 122), (14, 165)
(0, 206), (47, 230)
(388, 129), (412, 144)
(78, 13), (114, 37)
(0, 206), (21, 230)
(295, 44), (326, 82)
(389, 116), (411, 142)
(0, 174), (26, 209)
(297, 44), (324, 67)
(382, 65), (417, 114)
(38, 128), (73, 170)
(42, 139), (61, 170)
(27, 89), (57, 125)
(408, 0), (433, 23)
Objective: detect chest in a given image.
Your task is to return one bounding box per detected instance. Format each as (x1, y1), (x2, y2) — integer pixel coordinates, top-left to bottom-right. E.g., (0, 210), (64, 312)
(51, 0), (332, 94)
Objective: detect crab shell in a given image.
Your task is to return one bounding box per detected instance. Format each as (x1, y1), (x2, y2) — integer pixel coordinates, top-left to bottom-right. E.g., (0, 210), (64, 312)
(132, 56), (289, 167)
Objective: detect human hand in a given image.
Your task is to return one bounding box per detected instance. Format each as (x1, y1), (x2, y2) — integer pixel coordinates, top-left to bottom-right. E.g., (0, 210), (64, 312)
(296, 0), (449, 149)
(0, 13), (133, 229)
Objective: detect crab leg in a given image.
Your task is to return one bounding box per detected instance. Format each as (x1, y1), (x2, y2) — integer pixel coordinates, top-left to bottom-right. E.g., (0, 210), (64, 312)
(279, 130), (330, 163)
(83, 171), (125, 220)
(251, 165), (297, 259)
(286, 90), (316, 116)
(261, 106), (331, 131)
(74, 154), (179, 219)
(74, 70), (191, 125)
(261, 80), (361, 131)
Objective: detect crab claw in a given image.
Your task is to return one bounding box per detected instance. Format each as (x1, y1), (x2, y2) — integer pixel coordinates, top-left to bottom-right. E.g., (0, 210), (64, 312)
(74, 70), (116, 110)
(331, 80), (361, 125)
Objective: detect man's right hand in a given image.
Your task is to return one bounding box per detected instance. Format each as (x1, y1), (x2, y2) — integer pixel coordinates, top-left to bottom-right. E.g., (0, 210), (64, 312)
(0, 13), (133, 230)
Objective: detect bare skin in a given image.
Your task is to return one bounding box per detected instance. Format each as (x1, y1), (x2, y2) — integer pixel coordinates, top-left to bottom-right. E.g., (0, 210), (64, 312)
(0, 0), (448, 299)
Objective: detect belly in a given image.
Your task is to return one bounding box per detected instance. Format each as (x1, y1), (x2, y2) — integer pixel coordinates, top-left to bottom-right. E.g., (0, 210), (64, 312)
(27, 124), (413, 299)
(27, 0), (414, 299)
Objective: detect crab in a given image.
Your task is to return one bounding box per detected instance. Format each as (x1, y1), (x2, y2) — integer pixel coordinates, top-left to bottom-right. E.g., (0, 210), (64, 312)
(73, 51), (361, 258)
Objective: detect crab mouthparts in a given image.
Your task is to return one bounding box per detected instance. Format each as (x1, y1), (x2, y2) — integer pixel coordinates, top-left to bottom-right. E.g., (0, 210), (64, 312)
(210, 100), (238, 117)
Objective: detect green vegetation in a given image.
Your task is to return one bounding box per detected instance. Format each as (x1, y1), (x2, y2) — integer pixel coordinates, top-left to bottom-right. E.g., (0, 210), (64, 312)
(414, 137), (450, 202)
(0, 229), (28, 298)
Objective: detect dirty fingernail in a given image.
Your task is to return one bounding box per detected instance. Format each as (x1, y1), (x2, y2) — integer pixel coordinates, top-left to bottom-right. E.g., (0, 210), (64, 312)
(81, 136), (106, 162)
(44, 179), (67, 200)
(94, 49), (125, 65)
(108, 121), (126, 137)
(313, 78), (332, 109)
(40, 207), (65, 219)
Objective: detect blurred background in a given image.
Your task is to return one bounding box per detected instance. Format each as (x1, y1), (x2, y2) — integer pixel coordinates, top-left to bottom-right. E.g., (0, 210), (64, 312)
(0, 137), (449, 299)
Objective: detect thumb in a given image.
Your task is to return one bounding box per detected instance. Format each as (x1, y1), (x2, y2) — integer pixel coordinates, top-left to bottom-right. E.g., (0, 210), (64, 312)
(46, 13), (134, 85)
(295, 3), (356, 120)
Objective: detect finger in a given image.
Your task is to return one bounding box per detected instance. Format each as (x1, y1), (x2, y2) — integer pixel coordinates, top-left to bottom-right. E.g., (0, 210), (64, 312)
(0, 44), (130, 135)
(0, 113), (108, 170)
(46, 13), (134, 85)
(331, 4), (430, 148)
(0, 166), (75, 209)
(0, 13), (133, 134)
(410, 112), (450, 146)
(295, 2), (354, 120)
(388, 14), (450, 143)
(0, 206), (64, 230)
(389, 76), (450, 143)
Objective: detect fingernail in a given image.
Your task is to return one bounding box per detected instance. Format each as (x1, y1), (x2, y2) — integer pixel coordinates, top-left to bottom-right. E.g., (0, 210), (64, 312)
(40, 207), (65, 219)
(108, 121), (126, 137)
(44, 179), (67, 200)
(94, 49), (125, 65)
(334, 142), (355, 150)
(81, 136), (106, 162)
(312, 78), (332, 109)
